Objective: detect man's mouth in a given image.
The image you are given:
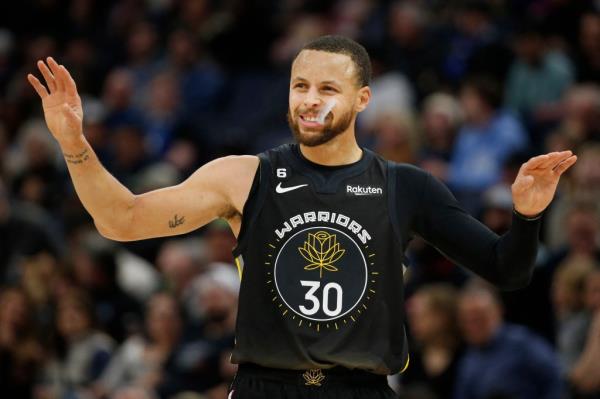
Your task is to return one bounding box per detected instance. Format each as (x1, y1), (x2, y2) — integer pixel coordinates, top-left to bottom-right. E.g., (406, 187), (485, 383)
(300, 114), (321, 122)
(298, 112), (332, 128)
(299, 114), (325, 128)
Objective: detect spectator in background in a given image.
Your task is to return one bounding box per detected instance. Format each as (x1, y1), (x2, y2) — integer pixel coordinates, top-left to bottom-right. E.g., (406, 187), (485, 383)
(367, 110), (419, 164)
(107, 124), (151, 188)
(5, 118), (65, 214)
(534, 85), (600, 181)
(442, 1), (504, 85)
(0, 287), (44, 399)
(359, 55), (415, 138)
(479, 184), (514, 234)
(560, 84), (600, 145)
(124, 21), (162, 107)
(454, 281), (562, 399)
(20, 251), (62, 332)
(156, 238), (208, 321)
(38, 289), (114, 399)
(417, 92), (462, 181)
(330, 0), (379, 40)
(204, 220), (237, 266)
(140, 72), (182, 158)
(447, 76), (528, 213)
(505, 22), (575, 142)
(71, 233), (142, 342)
(98, 293), (182, 399)
(401, 284), (464, 399)
(270, 15), (327, 66)
(568, 266), (600, 397)
(0, 178), (59, 283)
(80, 98), (110, 162)
(544, 145), (600, 250)
(551, 257), (595, 375)
(61, 36), (104, 96)
(162, 28), (225, 121)
(546, 201), (600, 270)
(164, 266), (238, 398)
(162, 138), (200, 178)
(574, 11), (600, 83)
(384, 1), (443, 100)
(102, 69), (143, 131)
(174, 0), (224, 45)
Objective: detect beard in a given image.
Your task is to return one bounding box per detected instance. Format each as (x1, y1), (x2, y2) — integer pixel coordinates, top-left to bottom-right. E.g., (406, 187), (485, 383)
(287, 107), (354, 147)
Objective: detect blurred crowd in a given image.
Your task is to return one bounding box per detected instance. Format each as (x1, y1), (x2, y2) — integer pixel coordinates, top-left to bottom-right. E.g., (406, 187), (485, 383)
(0, 0), (599, 398)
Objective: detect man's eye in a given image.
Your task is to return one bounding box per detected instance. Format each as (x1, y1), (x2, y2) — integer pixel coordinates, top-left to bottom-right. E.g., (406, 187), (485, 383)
(322, 86), (336, 92)
(294, 83), (307, 89)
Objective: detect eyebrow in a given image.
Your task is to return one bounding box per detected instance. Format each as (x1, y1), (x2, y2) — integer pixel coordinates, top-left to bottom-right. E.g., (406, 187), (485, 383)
(292, 77), (341, 87)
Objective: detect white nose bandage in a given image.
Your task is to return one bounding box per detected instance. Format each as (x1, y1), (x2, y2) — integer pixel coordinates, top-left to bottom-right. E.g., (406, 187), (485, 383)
(317, 99), (336, 124)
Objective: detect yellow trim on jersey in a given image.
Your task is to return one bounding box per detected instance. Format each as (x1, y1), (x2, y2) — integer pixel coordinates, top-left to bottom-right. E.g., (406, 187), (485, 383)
(235, 257), (243, 280)
(400, 354), (410, 374)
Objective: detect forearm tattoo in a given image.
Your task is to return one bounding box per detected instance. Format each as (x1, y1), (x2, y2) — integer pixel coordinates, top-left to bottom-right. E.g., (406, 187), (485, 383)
(168, 214), (185, 229)
(64, 148), (90, 165)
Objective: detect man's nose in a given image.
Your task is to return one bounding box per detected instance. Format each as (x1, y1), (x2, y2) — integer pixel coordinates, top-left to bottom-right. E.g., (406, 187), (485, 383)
(303, 88), (323, 108)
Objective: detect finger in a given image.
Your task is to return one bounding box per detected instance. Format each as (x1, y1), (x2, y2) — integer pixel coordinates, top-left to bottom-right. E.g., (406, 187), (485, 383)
(60, 65), (78, 96)
(47, 57), (65, 92)
(37, 60), (56, 92)
(27, 74), (49, 99)
(526, 151), (572, 170)
(521, 155), (549, 174)
(553, 155), (577, 175)
(540, 151), (573, 169)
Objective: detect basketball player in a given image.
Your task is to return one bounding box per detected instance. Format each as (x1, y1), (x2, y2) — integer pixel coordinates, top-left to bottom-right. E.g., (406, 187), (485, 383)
(29, 36), (576, 398)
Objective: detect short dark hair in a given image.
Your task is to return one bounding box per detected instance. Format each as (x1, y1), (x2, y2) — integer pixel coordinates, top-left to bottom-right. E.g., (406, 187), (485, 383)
(298, 35), (372, 87)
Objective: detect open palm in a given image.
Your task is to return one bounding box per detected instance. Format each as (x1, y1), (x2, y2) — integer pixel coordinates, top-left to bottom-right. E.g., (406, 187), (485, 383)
(512, 151), (578, 217)
(27, 57), (83, 145)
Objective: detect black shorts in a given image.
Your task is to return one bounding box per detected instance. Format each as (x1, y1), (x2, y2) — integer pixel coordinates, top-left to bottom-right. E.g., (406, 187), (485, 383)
(228, 363), (399, 399)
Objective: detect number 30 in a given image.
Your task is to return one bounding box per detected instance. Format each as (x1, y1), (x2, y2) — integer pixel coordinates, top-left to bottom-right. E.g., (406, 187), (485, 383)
(299, 280), (343, 317)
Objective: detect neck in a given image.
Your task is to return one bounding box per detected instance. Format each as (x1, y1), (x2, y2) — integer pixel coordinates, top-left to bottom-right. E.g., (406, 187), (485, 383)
(299, 127), (362, 166)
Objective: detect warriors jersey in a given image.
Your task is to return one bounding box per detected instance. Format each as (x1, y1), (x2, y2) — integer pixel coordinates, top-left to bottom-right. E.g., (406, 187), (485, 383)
(230, 143), (541, 375)
(231, 144), (411, 375)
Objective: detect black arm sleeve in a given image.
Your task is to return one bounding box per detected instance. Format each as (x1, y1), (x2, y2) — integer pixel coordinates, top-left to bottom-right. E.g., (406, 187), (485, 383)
(410, 170), (541, 290)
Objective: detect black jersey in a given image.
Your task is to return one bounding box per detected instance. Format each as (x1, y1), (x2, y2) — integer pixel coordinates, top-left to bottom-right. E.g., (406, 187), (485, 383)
(231, 144), (540, 375)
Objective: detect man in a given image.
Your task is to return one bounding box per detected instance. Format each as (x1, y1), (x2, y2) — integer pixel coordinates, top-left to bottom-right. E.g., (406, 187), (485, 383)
(28, 36), (576, 398)
(454, 282), (562, 399)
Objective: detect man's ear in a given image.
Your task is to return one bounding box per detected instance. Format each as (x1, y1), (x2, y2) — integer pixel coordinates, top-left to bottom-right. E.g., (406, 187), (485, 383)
(355, 86), (371, 113)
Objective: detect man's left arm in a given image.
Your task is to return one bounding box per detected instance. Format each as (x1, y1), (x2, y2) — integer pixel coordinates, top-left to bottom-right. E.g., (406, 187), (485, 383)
(414, 151), (576, 290)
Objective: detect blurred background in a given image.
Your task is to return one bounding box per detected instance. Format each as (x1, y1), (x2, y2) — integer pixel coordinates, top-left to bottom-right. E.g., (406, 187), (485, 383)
(0, 0), (599, 398)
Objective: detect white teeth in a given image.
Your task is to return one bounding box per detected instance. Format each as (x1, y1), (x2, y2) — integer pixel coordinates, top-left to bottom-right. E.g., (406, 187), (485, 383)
(302, 116), (319, 122)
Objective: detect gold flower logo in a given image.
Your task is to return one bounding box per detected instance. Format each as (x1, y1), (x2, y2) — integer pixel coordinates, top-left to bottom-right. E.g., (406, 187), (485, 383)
(303, 369), (326, 386)
(298, 231), (345, 278)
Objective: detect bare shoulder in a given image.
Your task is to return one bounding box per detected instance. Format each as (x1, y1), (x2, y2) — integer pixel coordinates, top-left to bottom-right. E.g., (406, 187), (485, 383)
(197, 155), (259, 214)
(205, 154), (259, 183)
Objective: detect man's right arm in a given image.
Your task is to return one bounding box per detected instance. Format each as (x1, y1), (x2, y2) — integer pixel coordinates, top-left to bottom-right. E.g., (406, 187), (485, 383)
(61, 136), (257, 241)
(28, 58), (258, 241)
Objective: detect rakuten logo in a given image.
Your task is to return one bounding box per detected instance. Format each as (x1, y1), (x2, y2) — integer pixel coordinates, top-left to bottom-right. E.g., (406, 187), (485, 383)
(346, 185), (383, 196)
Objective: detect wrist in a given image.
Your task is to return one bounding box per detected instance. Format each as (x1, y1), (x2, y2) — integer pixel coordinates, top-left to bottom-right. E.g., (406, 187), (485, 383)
(59, 134), (87, 154)
(513, 206), (543, 221)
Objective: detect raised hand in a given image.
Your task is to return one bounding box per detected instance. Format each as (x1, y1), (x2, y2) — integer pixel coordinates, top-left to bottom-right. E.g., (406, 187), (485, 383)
(511, 151), (577, 217)
(27, 57), (83, 146)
